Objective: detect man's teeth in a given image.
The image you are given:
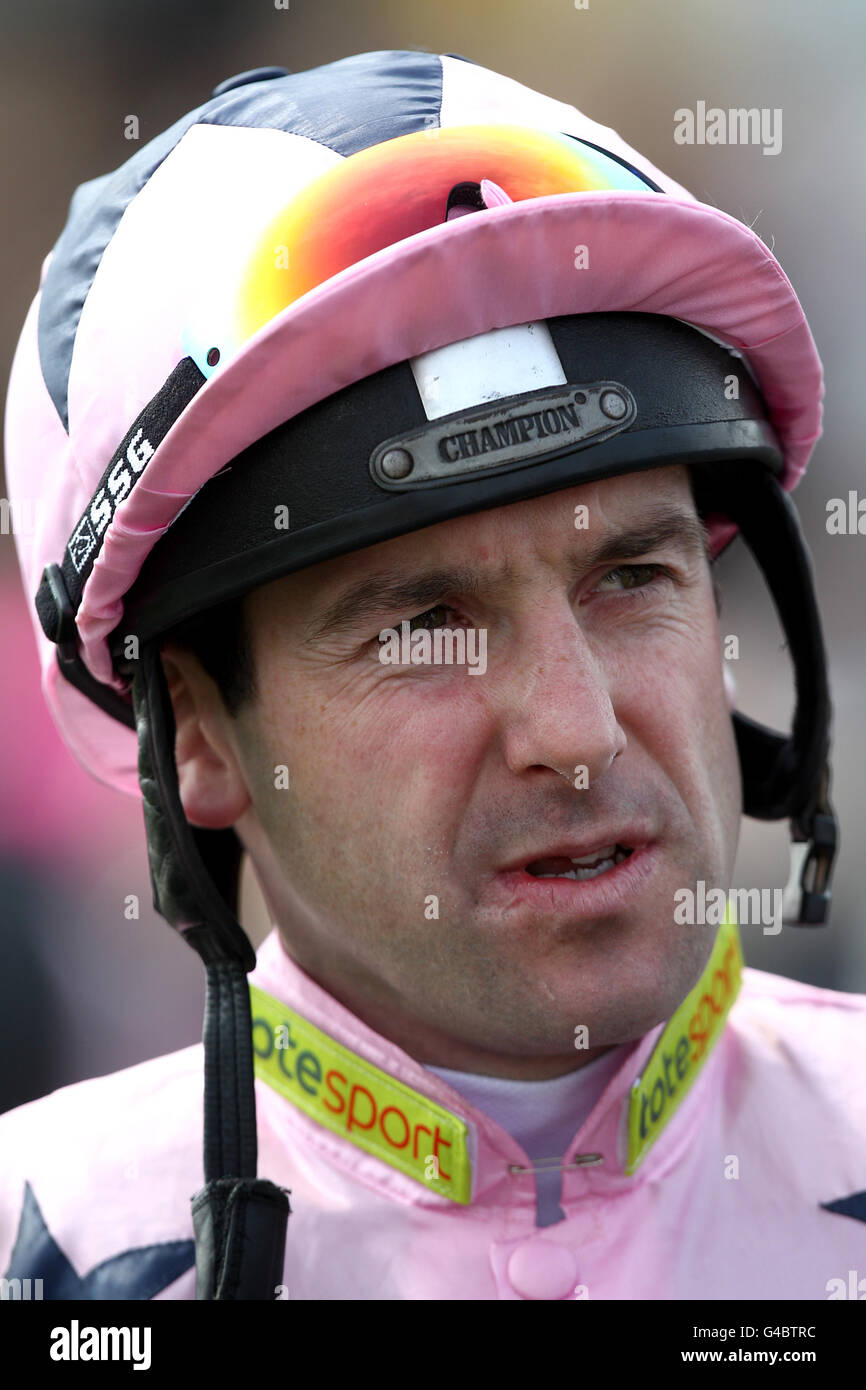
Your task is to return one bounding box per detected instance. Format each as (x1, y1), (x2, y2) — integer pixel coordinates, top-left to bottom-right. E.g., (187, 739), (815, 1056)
(571, 844), (617, 866)
(534, 859), (616, 881)
(530, 846), (631, 880)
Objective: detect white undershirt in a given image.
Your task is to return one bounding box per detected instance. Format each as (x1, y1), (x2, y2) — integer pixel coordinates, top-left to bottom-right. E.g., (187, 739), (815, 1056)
(428, 1044), (632, 1226)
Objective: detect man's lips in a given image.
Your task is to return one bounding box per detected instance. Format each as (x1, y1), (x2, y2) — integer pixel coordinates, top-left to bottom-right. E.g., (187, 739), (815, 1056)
(484, 828), (660, 920)
(495, 828), (654, 875)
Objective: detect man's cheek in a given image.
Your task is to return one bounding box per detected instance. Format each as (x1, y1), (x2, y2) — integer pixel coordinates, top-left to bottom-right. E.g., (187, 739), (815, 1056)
(681, 675), (743, 874)
(678, 623), (732, 732)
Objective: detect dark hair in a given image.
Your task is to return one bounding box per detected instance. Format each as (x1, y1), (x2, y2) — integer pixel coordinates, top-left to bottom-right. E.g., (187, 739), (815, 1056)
(162, 594), (257, 717)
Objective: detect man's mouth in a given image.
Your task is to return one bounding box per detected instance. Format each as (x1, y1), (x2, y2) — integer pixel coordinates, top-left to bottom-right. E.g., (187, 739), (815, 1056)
(525, 845), (635, 882)
(484, 832), (657, 920)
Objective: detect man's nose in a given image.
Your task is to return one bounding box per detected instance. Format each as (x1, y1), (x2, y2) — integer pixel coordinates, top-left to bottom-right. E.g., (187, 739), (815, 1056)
(495, 604), (627, 788)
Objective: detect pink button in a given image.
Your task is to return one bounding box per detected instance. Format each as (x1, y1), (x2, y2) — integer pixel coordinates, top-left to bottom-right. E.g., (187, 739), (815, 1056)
(506, 1235), (580, 1300)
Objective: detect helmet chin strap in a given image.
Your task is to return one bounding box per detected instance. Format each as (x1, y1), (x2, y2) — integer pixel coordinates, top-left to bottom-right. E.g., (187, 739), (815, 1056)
(133, 645), (290, 1300)
(701, 463), (838, 925)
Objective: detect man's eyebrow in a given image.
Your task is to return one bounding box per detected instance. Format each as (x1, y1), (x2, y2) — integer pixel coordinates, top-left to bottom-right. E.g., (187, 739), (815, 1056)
(576, 508), (710, 573)
(302, 567), (488, 644)
(303, 505), (709, 644)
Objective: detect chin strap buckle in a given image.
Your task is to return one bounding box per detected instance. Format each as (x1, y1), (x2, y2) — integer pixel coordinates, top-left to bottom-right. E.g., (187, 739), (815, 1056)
(36, 563), (136, 729)
(37, 562), (77, 649)
(788, 768), (838, 926)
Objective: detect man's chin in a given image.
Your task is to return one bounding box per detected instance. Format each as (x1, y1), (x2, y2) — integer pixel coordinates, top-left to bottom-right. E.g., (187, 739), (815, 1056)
(500, 937), (714, 1053)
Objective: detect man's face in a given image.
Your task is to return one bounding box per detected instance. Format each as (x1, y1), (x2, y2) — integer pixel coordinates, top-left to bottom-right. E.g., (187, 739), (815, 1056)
(204, 465), (742, 1075)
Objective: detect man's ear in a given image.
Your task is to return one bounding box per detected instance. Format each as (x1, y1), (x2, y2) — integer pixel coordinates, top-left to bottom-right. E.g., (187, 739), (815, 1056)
(160, 645), (252, 830)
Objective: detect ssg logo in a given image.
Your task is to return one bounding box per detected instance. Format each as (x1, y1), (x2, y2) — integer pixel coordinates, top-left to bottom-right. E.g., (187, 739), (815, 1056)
(68, 430), (154, 573)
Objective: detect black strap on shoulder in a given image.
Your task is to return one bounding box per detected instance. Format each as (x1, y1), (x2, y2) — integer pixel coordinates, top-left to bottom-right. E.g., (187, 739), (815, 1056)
(133, 643), (289, 1299)
(191, 1176), (290, 1301)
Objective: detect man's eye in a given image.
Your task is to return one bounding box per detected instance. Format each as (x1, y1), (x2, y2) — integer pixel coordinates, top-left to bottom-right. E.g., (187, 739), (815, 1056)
(402, 604), (455, 632)
(595, 564), (666, 592)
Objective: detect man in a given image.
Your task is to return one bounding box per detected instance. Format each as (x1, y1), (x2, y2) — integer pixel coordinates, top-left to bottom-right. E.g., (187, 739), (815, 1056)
(1, 50), (862, 1302)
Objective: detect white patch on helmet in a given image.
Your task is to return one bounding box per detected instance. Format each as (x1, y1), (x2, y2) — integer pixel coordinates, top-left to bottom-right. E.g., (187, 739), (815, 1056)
(410, 320), (567, 422)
